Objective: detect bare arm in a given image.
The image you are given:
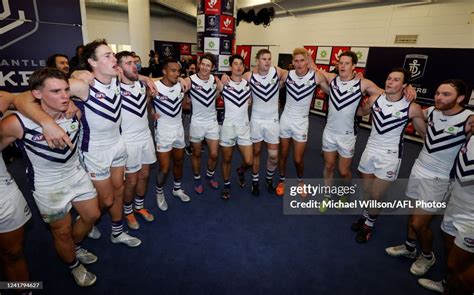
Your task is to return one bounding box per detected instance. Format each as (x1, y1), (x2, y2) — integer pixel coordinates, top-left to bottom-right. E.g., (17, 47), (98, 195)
(276, 66), (288, 89)
(139, 74), (158, 96)
(0, 91), (16, 113)
(0, 115), (24, 150)
(358, 93), (379, 116)
(12, 91), (73, 149)
(409, 103), (427, 140)
(319, 69), (337, 84)
(361, 78), (383, 97)
(315, 71), (330, 94)
(465, 114), (474, 137)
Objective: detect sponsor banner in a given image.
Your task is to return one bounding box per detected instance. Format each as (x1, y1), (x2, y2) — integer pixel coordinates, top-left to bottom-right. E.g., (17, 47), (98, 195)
(0, 0), (83, 92)
(196, 14), (205, 32)
(316, 64), (329, 72)
(191, 44), (198, 55)
(304, 46), (317, 61)
(180, 43), (191, 55)
(204, 37), (220, 54)
(205, 0), (221, 14)
(220, 37), (233, 55)
(350, 47), (370, 68)
(219, 15), (234, 35)
(313, 99), (324, 111)
(315, 47), (332, 65)
(218, 55), (231, 72)
(236, 45), (251, 68)
(154, 41), (197, 61)
(330, 46), (350, 65)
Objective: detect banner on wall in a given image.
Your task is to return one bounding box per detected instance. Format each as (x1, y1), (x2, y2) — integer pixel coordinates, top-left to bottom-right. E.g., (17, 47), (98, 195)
(154, 40), (197, 63)
(197, 0), (235, 73)
(235, 45), (270, 69)
(365, 47), (474, 106)
(0, 0), (83, 92)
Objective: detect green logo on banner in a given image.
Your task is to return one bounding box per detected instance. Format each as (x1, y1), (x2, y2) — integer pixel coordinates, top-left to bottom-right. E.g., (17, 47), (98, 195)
(356, 51), (363, 60)
(209, 41), (215, 48)
(320, 50), (327, 58)
(224, 59), (229, 65)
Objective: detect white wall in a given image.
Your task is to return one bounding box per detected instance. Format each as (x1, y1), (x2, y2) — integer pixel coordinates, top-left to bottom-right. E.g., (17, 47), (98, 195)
(235, 1), (474, 58)
(85, 7), (196, 50)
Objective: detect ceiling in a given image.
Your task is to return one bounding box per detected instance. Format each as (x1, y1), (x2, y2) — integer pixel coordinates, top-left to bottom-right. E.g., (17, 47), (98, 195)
(86, 0), (458, 22)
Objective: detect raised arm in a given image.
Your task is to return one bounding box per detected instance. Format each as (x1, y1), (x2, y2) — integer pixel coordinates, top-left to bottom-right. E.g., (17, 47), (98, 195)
(276, 66), (288, 89)
(409, 103), (427, 140)
(316, 69), (337, 94)
(315, 71), (330, 94)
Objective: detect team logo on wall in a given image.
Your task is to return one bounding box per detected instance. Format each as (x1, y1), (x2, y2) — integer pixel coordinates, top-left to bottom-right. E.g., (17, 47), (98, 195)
(403, 54), (428, 81)
(219, 16), (234, 34)
(197, 33), (204, 51)
(206, 15), (219, 32)
(162, 45), (173, 57)
(205, 0), (221, 14)
(222, 0), (233, 15)
(197, 0), (204, 14)
(220, 38), (232, 55)
(0, 0), (39, 50)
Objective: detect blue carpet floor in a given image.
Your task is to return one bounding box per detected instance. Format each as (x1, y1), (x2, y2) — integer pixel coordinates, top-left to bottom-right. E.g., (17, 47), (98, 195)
(4, 115), (446, 295)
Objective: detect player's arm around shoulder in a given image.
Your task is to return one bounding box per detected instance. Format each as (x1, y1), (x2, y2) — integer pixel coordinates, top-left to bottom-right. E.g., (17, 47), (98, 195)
(361, 78), (383, 97)
(357, 93), (379, 117)
(315, 71), (330, 94)
(68, 78), (90, 101)
(276, 66), (288, 88)
(409, 102), (427, 140)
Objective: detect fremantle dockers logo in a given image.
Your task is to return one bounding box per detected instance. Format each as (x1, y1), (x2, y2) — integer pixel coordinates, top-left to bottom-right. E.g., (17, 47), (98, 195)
(225, 0), (233, 11)
(0, 0), (39, 50)
(162, 45), (172, 57)
(403, 54), (428, 81)
(208, 16), (217, 28)
(223, 40), (230, 51)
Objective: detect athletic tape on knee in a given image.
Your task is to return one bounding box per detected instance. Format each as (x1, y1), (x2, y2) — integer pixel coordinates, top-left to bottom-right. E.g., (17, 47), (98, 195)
(267, 149), (278, 170)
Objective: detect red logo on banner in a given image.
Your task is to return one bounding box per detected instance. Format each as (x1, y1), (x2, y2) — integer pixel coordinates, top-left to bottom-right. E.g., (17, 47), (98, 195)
(317, 65), (329, 72)
(220, 16), (234, 34)
(304, 46), (317, 61)
(180, 43), (191, 55)
(236, 45), (251, 69)
(205, 0), (221, 14)
(330, 46), (350, 65)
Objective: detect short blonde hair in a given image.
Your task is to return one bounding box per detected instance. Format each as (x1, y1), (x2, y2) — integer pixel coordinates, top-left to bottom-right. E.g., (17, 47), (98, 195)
(292, 48), (308, 59)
